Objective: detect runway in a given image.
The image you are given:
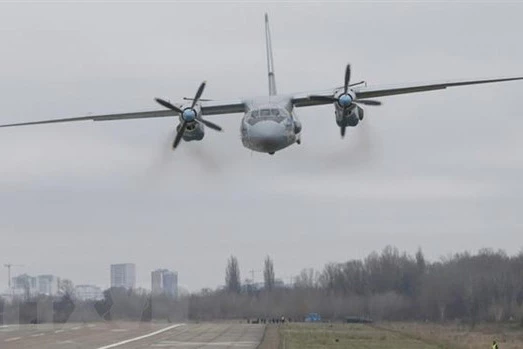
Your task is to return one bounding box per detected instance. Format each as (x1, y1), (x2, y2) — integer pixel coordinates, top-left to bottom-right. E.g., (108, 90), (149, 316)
(0, 322), (265, 349)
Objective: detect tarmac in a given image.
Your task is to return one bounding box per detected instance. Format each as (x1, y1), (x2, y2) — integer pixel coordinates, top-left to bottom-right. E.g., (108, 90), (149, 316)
(0, 322), (265, 349)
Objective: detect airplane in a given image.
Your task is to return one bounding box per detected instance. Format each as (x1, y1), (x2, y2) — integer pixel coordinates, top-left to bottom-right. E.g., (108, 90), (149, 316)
(1, 14), (523, 155)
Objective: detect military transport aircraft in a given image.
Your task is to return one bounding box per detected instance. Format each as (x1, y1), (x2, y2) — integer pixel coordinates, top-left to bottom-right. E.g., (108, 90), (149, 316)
(1, 14), (523, 155)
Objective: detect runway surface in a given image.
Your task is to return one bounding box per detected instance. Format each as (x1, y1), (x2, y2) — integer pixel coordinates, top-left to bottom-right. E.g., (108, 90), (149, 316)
(0, 322), (265, 349)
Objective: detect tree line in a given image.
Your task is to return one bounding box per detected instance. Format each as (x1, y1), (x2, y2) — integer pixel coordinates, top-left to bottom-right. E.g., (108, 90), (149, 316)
(2, 247), (523, 325)
(203, 247), (523, 325)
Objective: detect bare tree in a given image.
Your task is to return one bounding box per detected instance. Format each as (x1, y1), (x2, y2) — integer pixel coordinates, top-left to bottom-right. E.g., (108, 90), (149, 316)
(58, 278), (75, 296)
(264, 256), (275, 291)
(225, 256), (241, 294)
(294, 268), (318, 289)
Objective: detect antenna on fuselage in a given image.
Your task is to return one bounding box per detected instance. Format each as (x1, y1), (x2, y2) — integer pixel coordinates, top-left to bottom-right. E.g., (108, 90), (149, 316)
(265, 13), (277, 96)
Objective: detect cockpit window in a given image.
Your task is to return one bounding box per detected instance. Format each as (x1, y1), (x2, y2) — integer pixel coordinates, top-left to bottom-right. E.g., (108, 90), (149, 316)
(247, 108), (286, 125)
(255, 109), (281, 116)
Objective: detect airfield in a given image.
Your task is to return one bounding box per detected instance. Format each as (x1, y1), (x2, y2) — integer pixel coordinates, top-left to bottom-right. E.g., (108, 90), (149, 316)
(0, 322), (264, 349)
(3, 321), (523, 349)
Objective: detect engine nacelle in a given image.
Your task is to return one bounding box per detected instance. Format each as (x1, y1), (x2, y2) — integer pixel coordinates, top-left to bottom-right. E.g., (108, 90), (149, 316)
(178, 103), (205, 142)
(179, 121), (204, 142)
(335, 104), (364, 128)
(176, 117), (205, 142)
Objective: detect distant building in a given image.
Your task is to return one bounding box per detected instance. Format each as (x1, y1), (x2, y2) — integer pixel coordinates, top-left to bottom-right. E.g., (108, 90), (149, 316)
(12, 274), (36, 297)
(11, 274), (59, 297)
(110, 264), (136, 289)
(151, 269), (178, 298)
(38, 275), (59, 296)
(75, 285), (104, 301)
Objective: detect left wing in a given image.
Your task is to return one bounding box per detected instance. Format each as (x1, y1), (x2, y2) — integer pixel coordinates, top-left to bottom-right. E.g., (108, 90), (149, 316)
(0, 99), (246, 128)
(292, 76), (523, 107)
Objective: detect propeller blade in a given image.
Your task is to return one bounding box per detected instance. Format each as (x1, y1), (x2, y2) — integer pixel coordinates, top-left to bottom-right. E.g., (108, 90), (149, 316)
(341, 125), (346, 138)
(155, 98), (183, 113)
(197, 117), (223, 132)
(173, 121), (187, 149)
(344, 64), (351, 94)
(349, 80), (365, 87)
(355, 99), (382, 106)
(309, 95), (337, 103)
(183, 97), (213, 102)
(191, 81), (207, 109)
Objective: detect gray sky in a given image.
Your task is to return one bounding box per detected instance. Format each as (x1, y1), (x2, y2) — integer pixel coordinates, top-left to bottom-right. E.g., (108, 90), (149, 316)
(0, 2), (522, 292)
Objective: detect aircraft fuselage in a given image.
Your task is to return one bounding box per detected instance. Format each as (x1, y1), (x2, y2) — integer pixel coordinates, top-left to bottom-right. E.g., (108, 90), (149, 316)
(240, 97), (300, 154)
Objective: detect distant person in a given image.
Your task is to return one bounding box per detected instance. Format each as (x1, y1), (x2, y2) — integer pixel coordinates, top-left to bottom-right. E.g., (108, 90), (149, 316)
(492, 340), (499, 349)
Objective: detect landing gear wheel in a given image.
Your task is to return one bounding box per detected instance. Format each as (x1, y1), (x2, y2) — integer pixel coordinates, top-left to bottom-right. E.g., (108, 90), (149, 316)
(269, 152), (275, 155)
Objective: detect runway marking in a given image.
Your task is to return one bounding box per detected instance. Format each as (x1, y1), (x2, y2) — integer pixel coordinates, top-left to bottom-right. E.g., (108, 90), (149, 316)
(152, 341), (259, 347)
(88, 324), (97, 328)
(4, 337), (21, 342)
(96, 323), (185, 349)
(71, 326), (82, 330)
(111, 329), (129, 332)
(55, 330), (65, 333)
(30, 333), (44, 337)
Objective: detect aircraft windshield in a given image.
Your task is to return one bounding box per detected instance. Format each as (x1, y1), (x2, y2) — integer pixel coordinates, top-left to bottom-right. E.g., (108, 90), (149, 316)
(247, 108), (285, 125)
(251, 109), (281, 118)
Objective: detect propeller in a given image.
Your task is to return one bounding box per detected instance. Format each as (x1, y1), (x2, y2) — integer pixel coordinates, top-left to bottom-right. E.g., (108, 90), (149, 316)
(309, 64), (382, 108)
(155, 81), (223, 150)
(308, 64), (381, 138)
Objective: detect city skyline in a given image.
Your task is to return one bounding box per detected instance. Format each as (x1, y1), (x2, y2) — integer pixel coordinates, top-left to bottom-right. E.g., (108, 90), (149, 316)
(1, 259), (291, 295)
(2, 264), (183, 297)
(2, 253), (299, 292)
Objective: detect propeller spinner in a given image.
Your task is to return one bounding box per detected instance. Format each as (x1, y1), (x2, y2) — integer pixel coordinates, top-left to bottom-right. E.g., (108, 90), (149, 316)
(155, 81), (222, 150)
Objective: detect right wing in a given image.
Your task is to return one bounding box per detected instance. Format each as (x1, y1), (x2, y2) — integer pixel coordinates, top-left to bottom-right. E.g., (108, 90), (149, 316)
(353, 76), (523, 99)
(0, 98), (246, 128)
(291, 76), (523, 108)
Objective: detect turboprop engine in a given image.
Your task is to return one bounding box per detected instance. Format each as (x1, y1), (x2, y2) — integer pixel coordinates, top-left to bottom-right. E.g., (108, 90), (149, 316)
(308, 64), (382, 138)
(336, 103), (364, 128)
(154, 81), (223, 150)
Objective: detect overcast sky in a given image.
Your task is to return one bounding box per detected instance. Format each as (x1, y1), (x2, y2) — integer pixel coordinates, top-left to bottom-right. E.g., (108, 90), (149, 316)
(0, 2), (522, 292)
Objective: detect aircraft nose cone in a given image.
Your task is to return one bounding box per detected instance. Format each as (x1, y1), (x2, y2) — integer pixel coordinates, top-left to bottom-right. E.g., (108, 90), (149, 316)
(249, 121), (288, 152)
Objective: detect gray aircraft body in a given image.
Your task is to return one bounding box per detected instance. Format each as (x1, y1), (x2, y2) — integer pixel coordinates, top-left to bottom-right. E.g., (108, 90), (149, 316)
(1, 14), (523, 155)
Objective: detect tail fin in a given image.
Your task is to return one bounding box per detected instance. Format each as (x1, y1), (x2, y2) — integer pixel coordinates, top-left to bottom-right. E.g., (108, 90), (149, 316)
(265, 13), (277, 96)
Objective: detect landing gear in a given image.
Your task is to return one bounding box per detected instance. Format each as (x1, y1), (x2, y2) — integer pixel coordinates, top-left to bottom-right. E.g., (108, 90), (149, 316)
(296, 138), (301, 145)
(268, 152), (275, 155)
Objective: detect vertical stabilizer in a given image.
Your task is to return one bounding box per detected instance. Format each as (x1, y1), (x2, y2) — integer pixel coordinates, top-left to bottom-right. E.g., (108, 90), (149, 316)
(265, 13), (277, 96)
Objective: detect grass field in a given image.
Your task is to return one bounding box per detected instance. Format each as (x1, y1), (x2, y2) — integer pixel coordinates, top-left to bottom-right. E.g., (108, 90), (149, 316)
(383, 322), (523, 349)
(276, 322), (523, 349)
(279, 323), (444, 349)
